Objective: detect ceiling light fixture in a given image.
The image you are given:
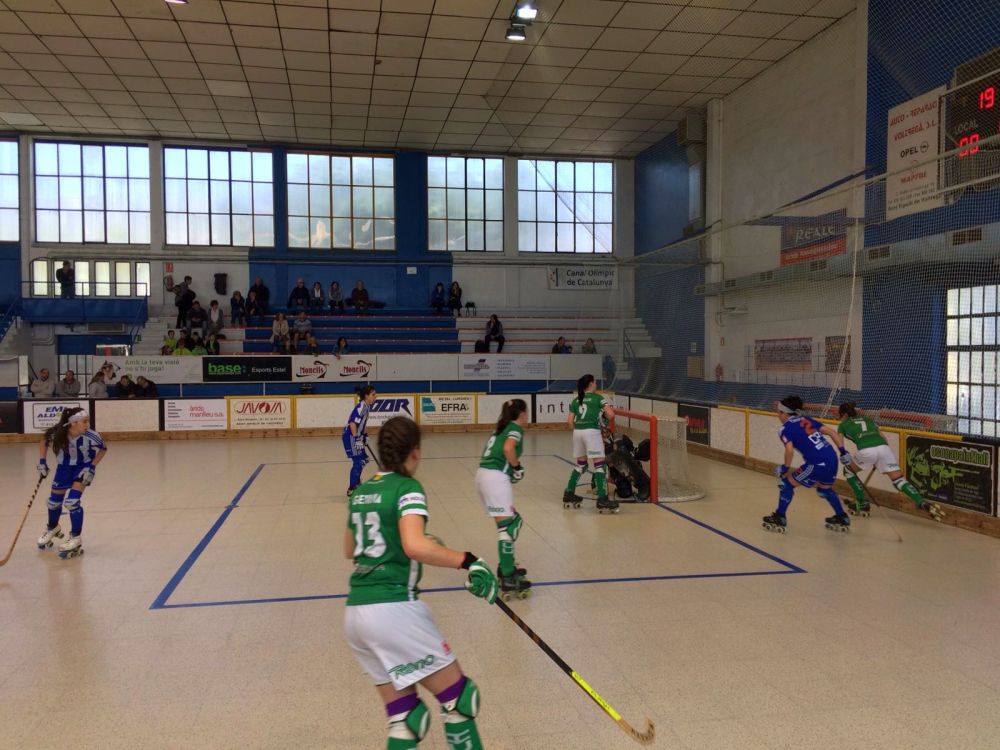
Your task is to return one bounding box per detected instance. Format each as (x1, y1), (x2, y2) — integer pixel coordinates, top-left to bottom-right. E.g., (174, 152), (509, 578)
(164, 0), (188, 4)
(505, 24), (527, 41)
(514, 2), (538, 21)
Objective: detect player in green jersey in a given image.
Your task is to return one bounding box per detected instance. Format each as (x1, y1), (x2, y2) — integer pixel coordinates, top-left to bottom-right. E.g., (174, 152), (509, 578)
(564, 374), (617, 513)
(836, 402), (944, 521)
(475, 399), (531, 600)
(343, 416), (499, 750)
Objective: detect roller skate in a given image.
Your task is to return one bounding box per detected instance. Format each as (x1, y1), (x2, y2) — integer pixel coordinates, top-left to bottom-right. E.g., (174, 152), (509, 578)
(37, 524), (64, 549)
(596, 495), (619, 514)
(562, 490), (583, 509)
(824, 514), (851, 533)
(919, 500), (945, 522)
(846, 499), (870, 517)
(497, 563), (527, 579)
(499, 572), (531, 601)
(58, 535), (84, 559)
(761, 511), (787, 533)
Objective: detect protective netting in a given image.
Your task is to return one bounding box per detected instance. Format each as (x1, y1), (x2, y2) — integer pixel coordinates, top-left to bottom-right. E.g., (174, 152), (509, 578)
(616, 410), (705, 503)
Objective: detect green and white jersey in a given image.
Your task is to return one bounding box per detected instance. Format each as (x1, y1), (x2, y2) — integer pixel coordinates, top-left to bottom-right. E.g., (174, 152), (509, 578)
(479, 422), (524, 476)
(838, 415), (888, 451)
(571, 392), (608, 431)
(346, 472), (429, 606)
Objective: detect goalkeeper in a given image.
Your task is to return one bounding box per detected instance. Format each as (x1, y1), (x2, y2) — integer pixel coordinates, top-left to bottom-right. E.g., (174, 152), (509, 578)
(836, 402), (944, 522)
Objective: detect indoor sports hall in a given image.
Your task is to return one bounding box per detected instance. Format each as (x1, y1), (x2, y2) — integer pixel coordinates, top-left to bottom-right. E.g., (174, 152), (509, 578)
(1, 1), (1000, 749)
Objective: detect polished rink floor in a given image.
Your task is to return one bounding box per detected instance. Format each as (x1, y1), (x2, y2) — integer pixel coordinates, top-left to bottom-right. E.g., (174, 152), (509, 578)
(1, 431), (999, 750)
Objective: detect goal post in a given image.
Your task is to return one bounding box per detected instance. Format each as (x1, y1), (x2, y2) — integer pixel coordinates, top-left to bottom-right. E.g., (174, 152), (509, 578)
(613, 409), (706, 503)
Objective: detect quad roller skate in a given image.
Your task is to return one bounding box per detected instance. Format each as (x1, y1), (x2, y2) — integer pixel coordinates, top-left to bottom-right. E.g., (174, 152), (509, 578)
(37, 524), (64, 549)
(499, 572), (531, 602)
(497, 563), (527, 579)
(562, 490), (583, 509)
(596, 495), (619, 514)
(824, 514), (851, 533)
(921, 501), (945, 523)
(57, 535), (84, 559)
(761, 512), (787, 533)
(846, 499), (871, 518)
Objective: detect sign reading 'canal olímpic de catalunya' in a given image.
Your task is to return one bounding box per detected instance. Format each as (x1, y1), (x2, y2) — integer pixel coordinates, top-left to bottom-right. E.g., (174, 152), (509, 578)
(547, 266), (617, 290)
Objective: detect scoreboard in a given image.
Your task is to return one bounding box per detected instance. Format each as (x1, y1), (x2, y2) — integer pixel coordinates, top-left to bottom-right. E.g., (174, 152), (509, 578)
(941, 48), (1000, 192)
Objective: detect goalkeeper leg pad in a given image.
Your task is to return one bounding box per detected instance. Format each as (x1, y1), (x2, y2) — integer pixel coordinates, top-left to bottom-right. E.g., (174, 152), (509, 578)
(385, 694), (429, 750)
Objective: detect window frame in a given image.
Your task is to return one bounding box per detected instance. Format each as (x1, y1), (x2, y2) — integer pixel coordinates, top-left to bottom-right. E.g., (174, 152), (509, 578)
(427, 154), (505, 252)
(945, 284), (1000, 437)
(0, 138), (19, 243)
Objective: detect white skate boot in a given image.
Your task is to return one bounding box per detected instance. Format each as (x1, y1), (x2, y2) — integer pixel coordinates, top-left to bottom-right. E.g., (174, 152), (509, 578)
(58, 535), (84, 559)
(37, 524), (64, 549)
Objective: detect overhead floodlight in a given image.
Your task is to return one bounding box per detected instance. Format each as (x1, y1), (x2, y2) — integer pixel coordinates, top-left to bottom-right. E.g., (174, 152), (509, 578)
(505, 24), (527, 41)
(514, 2), (538, 21)
(164, 0), (188, 4)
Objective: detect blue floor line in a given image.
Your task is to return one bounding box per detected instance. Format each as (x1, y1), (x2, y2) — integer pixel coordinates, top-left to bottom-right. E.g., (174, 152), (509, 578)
(149, 463), (265, 610)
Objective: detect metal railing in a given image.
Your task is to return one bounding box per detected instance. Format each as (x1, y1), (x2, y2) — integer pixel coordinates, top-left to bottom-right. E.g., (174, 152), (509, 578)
(0, 299), (22, 344)
(24, 280), (150, 298)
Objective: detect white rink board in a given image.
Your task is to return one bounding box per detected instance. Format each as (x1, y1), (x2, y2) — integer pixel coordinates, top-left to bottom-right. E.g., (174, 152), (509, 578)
(23, 400), (89, 434)
(228, 397), (294, 430)
(293, 396), (354, 429)
(164, 399), (228, 431)
(711, 408), (746, 456)
(94, 399), (159, 432)
(377, 355), (455, 381)
(535, 392), (575, 424)
(748, 412), (785, 466)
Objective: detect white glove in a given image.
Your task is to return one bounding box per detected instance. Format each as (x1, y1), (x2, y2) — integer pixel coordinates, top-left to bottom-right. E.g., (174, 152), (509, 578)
(37, 460), (49, 479)
(77, 467), (95, 487)
(511, 465), (525, 483)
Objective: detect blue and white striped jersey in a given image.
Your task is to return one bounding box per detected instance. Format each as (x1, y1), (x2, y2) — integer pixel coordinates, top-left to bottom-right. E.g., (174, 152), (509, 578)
(344, 401), (370, 438)
(52, 430), (106, 467)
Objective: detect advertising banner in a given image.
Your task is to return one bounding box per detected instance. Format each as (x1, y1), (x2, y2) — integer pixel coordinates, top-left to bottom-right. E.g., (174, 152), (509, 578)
(365, 395), (417, 427)
(905, 436), (996, 515)
(94, 399), (159, 432)
(754, 337), (813, 371)
(886, 86), (945, 221)
(164, 399), (228, 431)
(228, 397), (294, 430)
(291, 355), (376, 382)
(0, 401), (19, 433)
(534, 392), (576, 424)
(294, 396), (355, 429)
(778, 209), (849, 267)
(23, 400), (89, 434)
(92, 356), (202, 384)
(677, 403), (711, 446)
(547, 266), (617, 290)
(419, 394), (476, 426)
(204, 356), (292, 382)
(458, 355), (550, 381)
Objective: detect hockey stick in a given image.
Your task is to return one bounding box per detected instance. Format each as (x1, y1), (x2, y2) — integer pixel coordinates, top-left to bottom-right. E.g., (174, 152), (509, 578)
(0, 476), (44, 568)
(365, 443), (382, 471)
(495, 598), (655, 745)
(854, 468), (903, 543)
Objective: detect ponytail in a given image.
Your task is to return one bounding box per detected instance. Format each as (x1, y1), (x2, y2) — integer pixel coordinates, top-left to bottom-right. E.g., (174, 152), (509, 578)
(576, 374), (595, 406)
(495, 398), (528, 434)
(44, 407), (83, 456)
(838, 401), (858, 418)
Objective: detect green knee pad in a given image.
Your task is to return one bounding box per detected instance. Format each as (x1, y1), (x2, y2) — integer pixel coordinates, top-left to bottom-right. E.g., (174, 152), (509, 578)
(441, 678), (483, 750)
(387, 699), (429, 749)
(497, 512), (522, 542)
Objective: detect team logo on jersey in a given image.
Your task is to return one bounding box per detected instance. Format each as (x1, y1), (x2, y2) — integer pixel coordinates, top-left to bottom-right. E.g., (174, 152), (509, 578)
(388, 655), (435, 679)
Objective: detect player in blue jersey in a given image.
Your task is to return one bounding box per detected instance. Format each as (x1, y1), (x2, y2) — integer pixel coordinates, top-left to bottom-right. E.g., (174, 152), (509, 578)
(36, 407), (107, 558)
(762, 396), (851, 533)
(344, 384), (377, 495)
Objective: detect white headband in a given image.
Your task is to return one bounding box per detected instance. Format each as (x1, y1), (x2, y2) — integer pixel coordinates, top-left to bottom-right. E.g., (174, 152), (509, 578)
(777, 403), (796, 414)
(68, 410), (89, 424)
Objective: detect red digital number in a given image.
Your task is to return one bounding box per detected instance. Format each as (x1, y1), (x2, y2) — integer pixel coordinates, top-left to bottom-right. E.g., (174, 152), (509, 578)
(959, 133), (980, 157)
(980, 86), (996, 110)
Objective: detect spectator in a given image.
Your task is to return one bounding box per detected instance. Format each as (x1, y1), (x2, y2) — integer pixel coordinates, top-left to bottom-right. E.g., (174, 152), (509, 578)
(161, 329), (179, 355)
(31, 368), (56, 398)
(116, 375), (136, 398)
(99, 362), (116, 385)
(230, 290), (246, 328)
(249, 277), (270, 314)
(350, 280), (370, 315)
(582, 338), (597, 354)
(246, 290), (263, 326)
(190, 338), (208, 356)
(174, 338), (193, 356)
(484, 314), (505, 353)
(448, 281), (463, 317)
(187, 301), (208, 337)
(329, 281), (345, 314)
(271, 312), (290, 353)
(174, 275), (195, 328)
(55, 370), (81, 398)
(135, 376), (158, 398)
(288, 278), (310, 312)
(552, 336), (572, 354)
(291, 311), (313, 351)
(87, 371), (108, 399)
(207, 300), (225, 336)
(56, 261), (75, 299)
(305, 334), (321, 356)
(310, 281), (325, 312)
(204, 333), (221, 355)
(334, 336), (349, 359)
(431, 282), (446, 315)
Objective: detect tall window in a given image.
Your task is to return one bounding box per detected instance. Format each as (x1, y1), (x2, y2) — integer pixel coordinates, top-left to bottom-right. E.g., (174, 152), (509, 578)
(287, 153), (394, 250)
(946, 285), (1000, 436)
(0, 139), (18, 242)
(517, 159), (613, 253)
(428, 156), (503, 252)
(164, 147), (274, 247)
(34, 142), (150, 244)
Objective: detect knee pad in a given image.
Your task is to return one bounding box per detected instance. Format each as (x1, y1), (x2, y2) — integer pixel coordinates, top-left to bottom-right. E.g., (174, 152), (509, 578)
(817, 487), (839, 504)
(47, 492), (64, 511)
(592, 461), (605, 475)
(387, 699), (430, 744)
(440, 677), (480, 723)
(63, 489), (83, 512)
(497, 513), (522, 543)
(575, 458), (588, 471)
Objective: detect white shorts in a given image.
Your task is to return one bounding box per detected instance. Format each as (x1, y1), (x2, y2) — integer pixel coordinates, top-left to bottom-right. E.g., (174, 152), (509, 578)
(572, 429), (605, 464)
(852, 444), (900, 474)
(344, 600), (456, 690)
(476, 467), (514, 517)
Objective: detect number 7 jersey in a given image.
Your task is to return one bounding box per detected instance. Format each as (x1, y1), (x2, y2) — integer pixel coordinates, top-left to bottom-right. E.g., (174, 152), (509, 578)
(346, 472), (429, 606)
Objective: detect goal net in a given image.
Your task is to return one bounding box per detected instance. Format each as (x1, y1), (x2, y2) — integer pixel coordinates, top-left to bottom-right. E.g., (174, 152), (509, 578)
(614, 409), (705, 503)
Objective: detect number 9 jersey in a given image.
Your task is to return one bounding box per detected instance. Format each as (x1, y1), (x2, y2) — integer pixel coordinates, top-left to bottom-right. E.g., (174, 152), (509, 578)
(346, 472), (430, 606)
